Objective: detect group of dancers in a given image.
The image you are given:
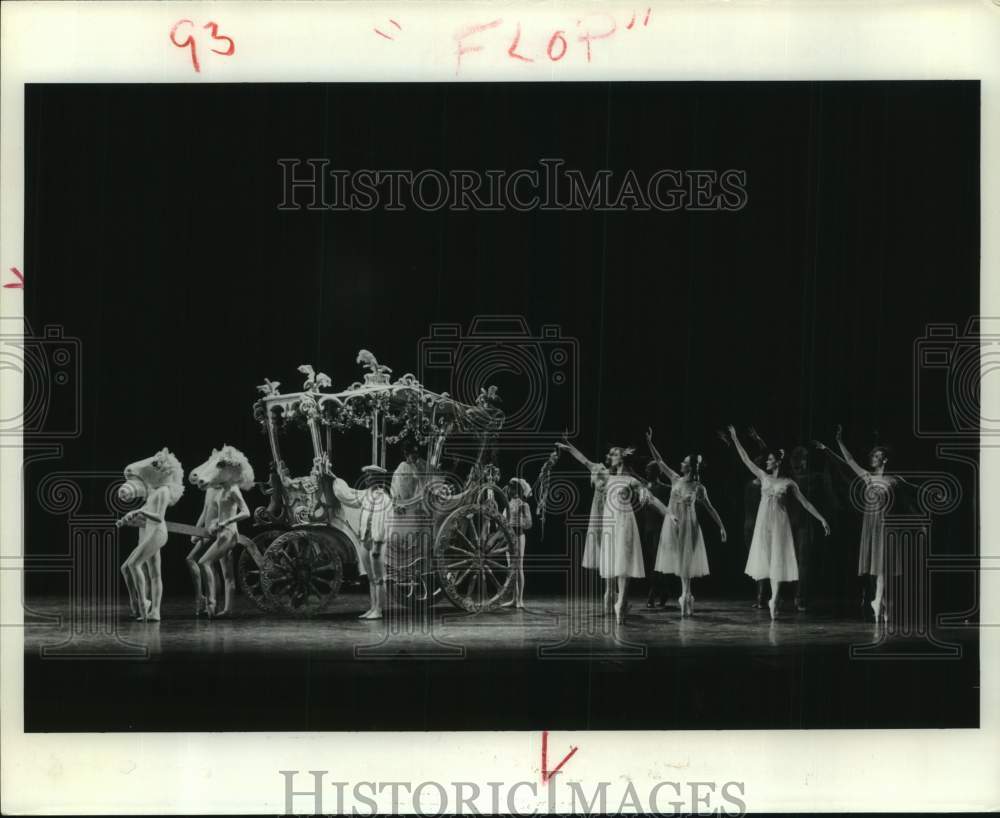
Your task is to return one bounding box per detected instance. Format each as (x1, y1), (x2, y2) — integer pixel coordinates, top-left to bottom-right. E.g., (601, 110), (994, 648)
(114, 422), (902, 625)
(553, 424), (901, 625)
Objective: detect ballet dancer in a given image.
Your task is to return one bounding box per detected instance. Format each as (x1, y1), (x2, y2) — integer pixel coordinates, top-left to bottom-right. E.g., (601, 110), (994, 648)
(646, 428), (727, 616)
(555, 439), (646, 624)
(728, 426), (830, 620)
(116, 448), (185, 622)
(814, 426), (901, 623)
(192, 445), (254, 618)
(502, 477), (533, 608)
(641, 460), (671, 607)
(187, 449), (224, 616)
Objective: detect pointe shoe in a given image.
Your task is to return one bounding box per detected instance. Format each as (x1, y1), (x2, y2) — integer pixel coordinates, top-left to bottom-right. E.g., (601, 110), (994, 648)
(687, 595), (695, 615)
(615, 599), (630, 625)
(768, 597), (777, 621)
(604, 597), (615, 615)
(678, 595), (687, 616)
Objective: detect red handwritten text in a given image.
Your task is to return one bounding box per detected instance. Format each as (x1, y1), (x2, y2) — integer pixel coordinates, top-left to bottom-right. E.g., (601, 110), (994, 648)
(170, 20), (236, 73)
(541, 730), (578, 783)
(453, 10), (650, 74)
(4, 267), (24, 289)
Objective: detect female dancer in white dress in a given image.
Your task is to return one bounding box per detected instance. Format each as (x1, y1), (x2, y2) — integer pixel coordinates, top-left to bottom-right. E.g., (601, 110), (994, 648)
(819, 425), (900, 623)
(646, 428), (727, 616)
(555, 440), (646, 624)
(728, 426), (830, 620)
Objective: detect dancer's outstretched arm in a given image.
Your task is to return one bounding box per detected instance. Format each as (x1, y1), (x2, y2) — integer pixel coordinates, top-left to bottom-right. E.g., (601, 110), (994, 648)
(696, 485), (728, 541)
(642, 491), (678, 525)
(645, 427), (679, 480)
(835, 425), (870, 481)
(554, 440), (598, 470)
(789, 482), (831, 536)
(728, 425), (766, 481)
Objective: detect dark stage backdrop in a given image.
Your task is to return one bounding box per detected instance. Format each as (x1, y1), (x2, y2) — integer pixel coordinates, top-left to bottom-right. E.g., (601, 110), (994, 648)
(24, 81), (979, 604)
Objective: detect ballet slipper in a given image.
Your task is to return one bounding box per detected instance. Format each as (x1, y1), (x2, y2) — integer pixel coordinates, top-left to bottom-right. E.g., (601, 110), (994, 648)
(870, 599), (880, 621)
(768, 597), (777, 621)
(500, 598), (516, 608)
(368, 609), (384, 620)
(687, 595), (695, 615)
(615, 599), (629, 625)
(678, 595), (687, 617)
(516, 600), (525, 609)
(147, 611), (161, 622)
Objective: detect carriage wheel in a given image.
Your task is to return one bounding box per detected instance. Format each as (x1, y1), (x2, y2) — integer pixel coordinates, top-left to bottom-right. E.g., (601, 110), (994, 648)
(260, 530), (344, 616)
(237, 530), (283, 612)
(434, 503), (517, 612)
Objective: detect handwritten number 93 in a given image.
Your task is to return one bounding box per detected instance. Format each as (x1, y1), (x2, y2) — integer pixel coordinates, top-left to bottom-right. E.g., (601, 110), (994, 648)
(170, 20), (235, 73)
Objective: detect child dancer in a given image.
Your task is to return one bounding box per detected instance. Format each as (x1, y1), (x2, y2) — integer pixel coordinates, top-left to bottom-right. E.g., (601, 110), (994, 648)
(728, 426), (830, 620)
(502, 477), (533, 608)
(646, 428), (727, 616)
(555, 439), (645, 624)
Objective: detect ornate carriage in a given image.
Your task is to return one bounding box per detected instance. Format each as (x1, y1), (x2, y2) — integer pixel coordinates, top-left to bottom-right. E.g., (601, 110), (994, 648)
(236, 352), (519, 615)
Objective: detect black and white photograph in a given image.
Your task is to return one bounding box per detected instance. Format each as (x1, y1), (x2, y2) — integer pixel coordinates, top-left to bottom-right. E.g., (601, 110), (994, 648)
(2, 2), (999, 815)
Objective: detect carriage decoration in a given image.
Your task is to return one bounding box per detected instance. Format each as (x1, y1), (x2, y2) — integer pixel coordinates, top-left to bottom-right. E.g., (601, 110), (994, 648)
(238, 349), (517, 615)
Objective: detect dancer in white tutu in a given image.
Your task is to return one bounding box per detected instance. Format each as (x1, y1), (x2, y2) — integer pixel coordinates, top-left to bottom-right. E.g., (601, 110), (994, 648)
(728, 426), (830, 620)
(555, 439), (646, 624)
(645, 428), (727, 617)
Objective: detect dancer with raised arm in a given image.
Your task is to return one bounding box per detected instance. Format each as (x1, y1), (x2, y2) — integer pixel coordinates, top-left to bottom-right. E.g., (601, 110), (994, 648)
(641, 460), (671, 608)
(555, 439), (645, 624)
(815, 425), (900, 623)
(646, 428), (727, 616)
(728, 426), (830, 620)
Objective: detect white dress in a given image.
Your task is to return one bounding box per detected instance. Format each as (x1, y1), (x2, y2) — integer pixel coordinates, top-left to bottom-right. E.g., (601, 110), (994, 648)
(582, 464), (645, 579)
(744, 474), (799, 583)
(653, 479), (711, 578)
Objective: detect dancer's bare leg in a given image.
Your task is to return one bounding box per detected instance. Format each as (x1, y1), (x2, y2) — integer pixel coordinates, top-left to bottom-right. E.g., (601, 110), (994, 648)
(358, 546), (374, 618)
(120, 560), (139, 618)
(147, 551), (163, 621)
(186, 540), (208, 615)
(363, 544), (385, 620)
(217, 548), (236, 617)
(872, 574), (886, 621)
(615, 576), (630, 623)
(768, 580), (779, 620)
(197, 541), (224, 617)
(125, 548), (150, 620)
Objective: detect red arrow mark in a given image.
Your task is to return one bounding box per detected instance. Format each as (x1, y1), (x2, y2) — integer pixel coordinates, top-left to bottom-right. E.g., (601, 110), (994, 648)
(4, 267), (24, 289)
(541, 730), (578, 783)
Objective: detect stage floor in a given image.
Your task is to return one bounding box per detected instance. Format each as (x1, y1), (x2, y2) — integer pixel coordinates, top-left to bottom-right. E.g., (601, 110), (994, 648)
(21, 591), (975, 658)
(21, 592), (980, 732)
